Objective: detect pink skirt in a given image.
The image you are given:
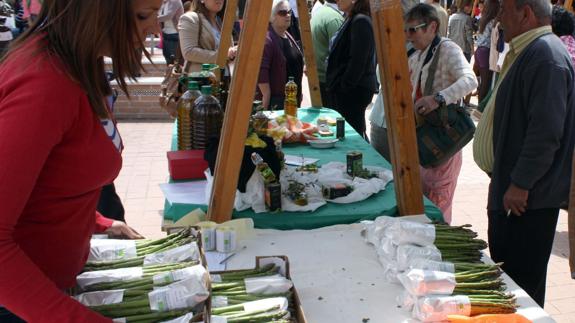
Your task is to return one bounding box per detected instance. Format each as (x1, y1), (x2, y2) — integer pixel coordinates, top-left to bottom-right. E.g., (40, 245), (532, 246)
(420, 151), (463, 224)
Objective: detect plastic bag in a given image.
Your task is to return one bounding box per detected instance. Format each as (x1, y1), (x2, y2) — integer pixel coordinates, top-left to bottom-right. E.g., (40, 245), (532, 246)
(413, 295), (471, 322)
(88, 239), (137, 262)
(397, 244), (442, 271)
(143, 242), (200, 266)
(396, 289), (418, 312)
(76, 267), (143, 290)
(398, 269), (456, 296)
(244, 275), (293, 295)
(407, 258), (455, 273)
(148, 268), (210, 311)
(388, 220), (436, 246)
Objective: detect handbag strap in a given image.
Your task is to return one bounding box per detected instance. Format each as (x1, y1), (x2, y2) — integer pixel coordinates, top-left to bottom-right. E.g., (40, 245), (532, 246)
(422, 39), (452, 128)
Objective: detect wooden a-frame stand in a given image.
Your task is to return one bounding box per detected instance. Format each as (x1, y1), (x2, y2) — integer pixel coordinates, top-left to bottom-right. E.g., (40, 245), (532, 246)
(207, 0), (424, 223)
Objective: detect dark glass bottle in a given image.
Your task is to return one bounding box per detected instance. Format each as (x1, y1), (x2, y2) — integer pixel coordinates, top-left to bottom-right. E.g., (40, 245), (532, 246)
(191, 86), (224, 149)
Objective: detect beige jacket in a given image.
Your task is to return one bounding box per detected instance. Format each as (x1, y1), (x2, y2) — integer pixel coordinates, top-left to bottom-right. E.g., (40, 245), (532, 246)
(178, 11), (218, 73)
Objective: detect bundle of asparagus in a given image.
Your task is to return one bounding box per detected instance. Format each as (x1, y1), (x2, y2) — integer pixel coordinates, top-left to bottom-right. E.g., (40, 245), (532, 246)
(433, 224), (487, 263)
(85, 228), (199, 271)
(211, 297), (292, 323)
(80, 270), (209, 322)
(78, 262), (202, 292)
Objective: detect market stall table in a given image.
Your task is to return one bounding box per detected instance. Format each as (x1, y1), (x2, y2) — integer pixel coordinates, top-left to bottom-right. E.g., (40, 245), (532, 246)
(224, 224), (555, 323)
(164, 108), (443, 229)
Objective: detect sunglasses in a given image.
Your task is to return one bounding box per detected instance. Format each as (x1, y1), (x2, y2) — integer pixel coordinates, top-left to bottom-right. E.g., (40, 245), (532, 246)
(277, 9), (292, 17)
(404, 23), (427, 34)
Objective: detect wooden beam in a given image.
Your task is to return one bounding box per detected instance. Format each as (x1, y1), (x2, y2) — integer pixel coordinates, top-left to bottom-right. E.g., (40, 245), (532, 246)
(216, 0), (239, 68)
(565, 0), (574, 12)
(207, 0), (273, 223)
(296, 0), (323, 107)
(369, 0), (424, 215)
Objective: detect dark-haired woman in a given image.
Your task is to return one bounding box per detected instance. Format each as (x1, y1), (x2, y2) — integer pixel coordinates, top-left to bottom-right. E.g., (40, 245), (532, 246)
(0, 0), (154, 321)
(326, 0), (377, 138)
(474, 0), (499, 102)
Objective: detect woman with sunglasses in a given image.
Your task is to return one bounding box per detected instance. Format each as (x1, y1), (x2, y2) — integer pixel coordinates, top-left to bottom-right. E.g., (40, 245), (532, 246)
(0, 0), (157, 321)
(178, 0), (237, 73)
(325, 0), (377, 138)
(405, 4), (477, 223)
(256, 0), (304, 110)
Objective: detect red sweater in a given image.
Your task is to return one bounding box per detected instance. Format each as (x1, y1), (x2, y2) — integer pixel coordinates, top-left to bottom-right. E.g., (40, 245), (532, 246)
(0, 40), (118, 322)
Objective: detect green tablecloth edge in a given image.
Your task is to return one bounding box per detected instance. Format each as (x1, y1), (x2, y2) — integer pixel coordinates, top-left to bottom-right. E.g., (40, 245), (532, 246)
(164, 107), (444, 229)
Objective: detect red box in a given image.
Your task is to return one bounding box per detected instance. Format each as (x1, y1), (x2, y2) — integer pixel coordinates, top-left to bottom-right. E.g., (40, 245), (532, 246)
(167, 150), (209, 180)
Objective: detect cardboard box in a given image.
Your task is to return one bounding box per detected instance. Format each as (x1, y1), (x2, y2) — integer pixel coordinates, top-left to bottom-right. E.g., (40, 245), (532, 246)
(210, 255), (307, 323)
(167, 150), (208, 180)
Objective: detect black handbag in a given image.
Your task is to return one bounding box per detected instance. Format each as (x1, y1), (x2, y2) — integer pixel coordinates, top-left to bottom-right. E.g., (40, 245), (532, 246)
(416, 40), (476, 168)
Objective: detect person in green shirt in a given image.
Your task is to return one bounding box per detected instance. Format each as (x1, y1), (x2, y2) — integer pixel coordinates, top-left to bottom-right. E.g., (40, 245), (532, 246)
(310, 0), (343, 107)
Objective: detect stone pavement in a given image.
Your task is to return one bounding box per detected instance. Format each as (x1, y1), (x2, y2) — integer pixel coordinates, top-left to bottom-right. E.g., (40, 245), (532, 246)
(115, 118), (575, 322)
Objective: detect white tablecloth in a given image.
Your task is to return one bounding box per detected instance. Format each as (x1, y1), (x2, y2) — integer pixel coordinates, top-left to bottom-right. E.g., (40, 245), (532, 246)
(225, 224), (556, 323)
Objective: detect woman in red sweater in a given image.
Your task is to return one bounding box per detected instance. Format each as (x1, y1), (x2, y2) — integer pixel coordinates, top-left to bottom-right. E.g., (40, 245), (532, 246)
(0, 0), (161, 321)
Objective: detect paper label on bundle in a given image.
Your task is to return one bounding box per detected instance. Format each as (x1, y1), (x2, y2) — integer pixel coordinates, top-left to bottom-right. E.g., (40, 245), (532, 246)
(210, 274), (222, 283)
(407, 258), (455, 273)
(396, 244), (442, 271)
(413, 295), (471, 322)
(74, 289), (124, 306)
(211, 296), (228, 308)
(158, 312), (195, 323)
(152, 265), (205, 285)
(88, 239), (137, 261)
(389, 220), (436, 246)
(244, 275), (293, 295)
(143, 242), (199, 266)
(210, 316), (228, 323)
(398, 269), (456, 296)
(242, 297), (289, 312)
(112, 318), (126, 323)
(148, 273), (209, 311)
(76, 267), (144, 289)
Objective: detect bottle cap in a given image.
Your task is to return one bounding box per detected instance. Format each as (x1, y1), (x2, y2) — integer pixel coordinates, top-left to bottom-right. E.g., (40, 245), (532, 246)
(250, 152), (263, 165)
(188, 81), (199, 90)
(201, 85), (212, 95)
(202, 64), (211, 70)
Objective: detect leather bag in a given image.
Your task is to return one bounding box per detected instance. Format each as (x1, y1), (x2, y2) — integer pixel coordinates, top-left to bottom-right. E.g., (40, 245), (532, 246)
(159, 13), (203, 117)
(416, 40), (476, 168)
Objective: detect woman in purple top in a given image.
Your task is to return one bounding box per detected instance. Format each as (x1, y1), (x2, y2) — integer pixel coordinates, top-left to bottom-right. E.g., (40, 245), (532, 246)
(256, 0), (304, 110)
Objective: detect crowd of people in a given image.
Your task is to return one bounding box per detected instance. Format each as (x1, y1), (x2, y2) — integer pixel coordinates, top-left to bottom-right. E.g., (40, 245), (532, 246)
(0, 0), (574, 321)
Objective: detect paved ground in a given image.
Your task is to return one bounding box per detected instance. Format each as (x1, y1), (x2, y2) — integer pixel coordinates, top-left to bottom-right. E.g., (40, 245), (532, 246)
(115, 95), (574, 322)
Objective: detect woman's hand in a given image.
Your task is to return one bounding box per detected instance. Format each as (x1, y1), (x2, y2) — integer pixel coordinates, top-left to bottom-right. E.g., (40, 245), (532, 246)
(105, 221), (144, 239)
(414, 95), (439, 116)
(228, 45), (238, 60)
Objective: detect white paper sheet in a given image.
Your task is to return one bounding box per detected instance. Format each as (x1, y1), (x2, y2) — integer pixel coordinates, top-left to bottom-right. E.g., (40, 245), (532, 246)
(159, 181), (207, 205)
(284, 155), (319, 166)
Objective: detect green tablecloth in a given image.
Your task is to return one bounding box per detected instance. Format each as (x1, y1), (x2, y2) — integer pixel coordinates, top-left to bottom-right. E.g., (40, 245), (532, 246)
(164, 107), (443, 229)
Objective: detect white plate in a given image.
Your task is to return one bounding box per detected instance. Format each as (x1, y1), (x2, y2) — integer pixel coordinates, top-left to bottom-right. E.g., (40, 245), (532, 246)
(308, 139), (338, 149)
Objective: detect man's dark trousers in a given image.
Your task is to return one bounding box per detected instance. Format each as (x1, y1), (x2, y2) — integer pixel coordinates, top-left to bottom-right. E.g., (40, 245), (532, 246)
(488, 208), (559, 307)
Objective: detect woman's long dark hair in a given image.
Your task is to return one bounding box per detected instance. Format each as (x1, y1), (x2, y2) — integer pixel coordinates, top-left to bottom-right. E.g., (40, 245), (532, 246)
(1, 0), (146, 118)
(350, 0), (371, 17)
(479, 0), (500, 33)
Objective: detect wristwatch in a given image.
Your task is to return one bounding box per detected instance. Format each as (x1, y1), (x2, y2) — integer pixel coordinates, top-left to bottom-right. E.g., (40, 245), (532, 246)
(434, 92), (446, 106)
